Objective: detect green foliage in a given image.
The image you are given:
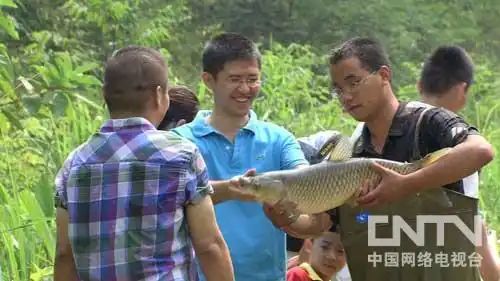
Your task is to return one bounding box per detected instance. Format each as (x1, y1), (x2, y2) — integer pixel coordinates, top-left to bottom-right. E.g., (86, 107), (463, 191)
(0, 0), (500, 280)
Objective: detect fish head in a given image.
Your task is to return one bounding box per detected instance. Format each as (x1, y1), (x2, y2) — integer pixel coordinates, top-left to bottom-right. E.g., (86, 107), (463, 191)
(238, 175), (285, 202)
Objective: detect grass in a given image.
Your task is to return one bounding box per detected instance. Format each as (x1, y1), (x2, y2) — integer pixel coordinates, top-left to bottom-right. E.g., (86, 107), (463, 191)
(0, 101), (104, 281)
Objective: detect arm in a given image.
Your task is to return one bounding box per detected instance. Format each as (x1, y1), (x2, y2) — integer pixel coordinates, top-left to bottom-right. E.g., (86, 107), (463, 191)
(208, 178), (257, 205)
(187, 196), (234, 281)
(404, 109), (494, 193)
(478, 221), (500, 281)
(185, 148), (234, 281)
(53, 156), (78, 281)
(54, 207), (78, 281)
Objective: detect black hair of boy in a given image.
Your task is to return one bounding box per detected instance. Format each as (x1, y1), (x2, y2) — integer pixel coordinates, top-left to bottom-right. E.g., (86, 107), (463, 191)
(419, 45), (474, 95)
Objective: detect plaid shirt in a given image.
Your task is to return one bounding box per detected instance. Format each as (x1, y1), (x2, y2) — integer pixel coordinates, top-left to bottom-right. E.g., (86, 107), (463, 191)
(54, 117), (213, 281)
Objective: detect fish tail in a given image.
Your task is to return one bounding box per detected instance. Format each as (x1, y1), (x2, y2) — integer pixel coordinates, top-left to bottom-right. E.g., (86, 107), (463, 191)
(419, 147), (453, 167)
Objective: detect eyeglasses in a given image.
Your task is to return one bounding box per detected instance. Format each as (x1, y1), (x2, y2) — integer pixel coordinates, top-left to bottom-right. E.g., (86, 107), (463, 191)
(331, 70), (378, 98)
(226, 77), (262, 90)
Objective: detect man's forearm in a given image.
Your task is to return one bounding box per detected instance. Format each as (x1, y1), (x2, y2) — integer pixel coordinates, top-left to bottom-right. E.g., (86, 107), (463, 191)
(196, 236), (235, 281)
(208, 180), (233, 205)
(54, 254), (78, 281)
(405, 136), (494, 193)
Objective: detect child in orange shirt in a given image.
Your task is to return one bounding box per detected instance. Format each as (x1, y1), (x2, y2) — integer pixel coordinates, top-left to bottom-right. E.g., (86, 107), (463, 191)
(286, 231), (347, 281)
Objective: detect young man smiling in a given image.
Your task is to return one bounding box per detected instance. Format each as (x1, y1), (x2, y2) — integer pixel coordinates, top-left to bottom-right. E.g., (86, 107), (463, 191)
(173, 32), (332, 281)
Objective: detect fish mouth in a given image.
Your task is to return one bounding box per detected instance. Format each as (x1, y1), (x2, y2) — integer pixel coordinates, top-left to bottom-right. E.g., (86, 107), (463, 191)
(238, 176), (253, 186)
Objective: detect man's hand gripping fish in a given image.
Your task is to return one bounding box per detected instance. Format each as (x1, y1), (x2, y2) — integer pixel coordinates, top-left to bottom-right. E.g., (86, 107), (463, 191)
(236, 134), (452, 214)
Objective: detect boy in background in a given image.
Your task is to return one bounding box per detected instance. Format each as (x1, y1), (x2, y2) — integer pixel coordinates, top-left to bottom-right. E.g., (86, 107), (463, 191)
(287, 228), (347, 281)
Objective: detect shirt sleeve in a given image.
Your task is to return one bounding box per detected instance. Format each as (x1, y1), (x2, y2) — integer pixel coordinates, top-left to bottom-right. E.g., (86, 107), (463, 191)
(280, 130), (310, 170)
(185, 146), (214, 205)
(286, 267), (311, 281)
(54, 153), (75, 210)
(422, 107), (481, 148)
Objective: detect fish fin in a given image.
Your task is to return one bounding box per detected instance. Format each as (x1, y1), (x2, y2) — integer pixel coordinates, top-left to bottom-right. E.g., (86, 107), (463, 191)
(345, 194), (359, 207)
(417, 188), (454, 208)
(419, 147), (453, 167)
(268, 180), (288, 201)
(323, 135), (354, 162)
(345, 189), (362, 207)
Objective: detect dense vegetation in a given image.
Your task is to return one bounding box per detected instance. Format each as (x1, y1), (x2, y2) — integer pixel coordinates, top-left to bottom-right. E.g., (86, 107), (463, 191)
(0, 0), (499, 280)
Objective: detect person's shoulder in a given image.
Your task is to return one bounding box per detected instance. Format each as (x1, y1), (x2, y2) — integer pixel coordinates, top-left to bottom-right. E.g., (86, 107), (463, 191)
(164, 129), (199, 148)
(63, 134), (100, 165)
(404, 101), (460, 119)
(420, 105), (476, 130)
(171, 122), (196, 138)
(286, 266), (310, 281)
(255, 119), (291, 134)
(143, 129), (202, 162)
(252, 120), (299, 146)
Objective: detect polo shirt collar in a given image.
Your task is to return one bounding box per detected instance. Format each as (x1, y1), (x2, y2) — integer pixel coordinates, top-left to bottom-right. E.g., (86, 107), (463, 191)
(99, 117), (157, 133)
(299, 262), (323, 281)
(191, 109), (259, 137)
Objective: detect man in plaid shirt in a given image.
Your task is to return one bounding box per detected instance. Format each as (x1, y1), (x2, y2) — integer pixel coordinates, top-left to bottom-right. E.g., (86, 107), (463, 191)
(53, 46), (234, 281)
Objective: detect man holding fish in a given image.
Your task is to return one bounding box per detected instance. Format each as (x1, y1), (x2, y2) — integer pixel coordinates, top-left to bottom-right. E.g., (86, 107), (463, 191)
(172, 32), (333, 281)
(236, 37), (495, 281)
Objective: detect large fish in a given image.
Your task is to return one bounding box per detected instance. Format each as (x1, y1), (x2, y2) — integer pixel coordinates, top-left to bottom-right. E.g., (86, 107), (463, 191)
(237, 134), (453, 214)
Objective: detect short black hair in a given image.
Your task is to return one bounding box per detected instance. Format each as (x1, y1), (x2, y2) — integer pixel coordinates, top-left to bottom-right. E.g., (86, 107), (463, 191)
(329, 37), (391, 72)
(202, 32), (261, 78)
(103, 46), (168, 113)
(419, 45), (474, 95)
(158, 85), (200, 130)
(112, 45), (165, 64)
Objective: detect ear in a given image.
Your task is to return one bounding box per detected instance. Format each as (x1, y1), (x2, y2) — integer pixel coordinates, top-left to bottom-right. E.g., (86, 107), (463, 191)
(457, 82), (468, 95)
(155, 85), (169, 111)
(201, 72), (215, 94)
(378, 65), (392, 84)
(416, 80), (423, 94)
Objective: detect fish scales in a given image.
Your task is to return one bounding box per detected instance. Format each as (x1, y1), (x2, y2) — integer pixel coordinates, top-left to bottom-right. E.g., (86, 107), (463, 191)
(275, 159), (422, 214)
(237, 134), (452, 215)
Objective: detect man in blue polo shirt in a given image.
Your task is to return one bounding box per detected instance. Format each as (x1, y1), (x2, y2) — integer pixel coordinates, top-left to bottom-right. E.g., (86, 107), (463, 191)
(173, 32), (333, 281)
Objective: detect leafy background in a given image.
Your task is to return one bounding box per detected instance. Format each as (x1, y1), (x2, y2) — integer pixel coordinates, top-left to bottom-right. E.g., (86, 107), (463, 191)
(0, 0), (499, 279)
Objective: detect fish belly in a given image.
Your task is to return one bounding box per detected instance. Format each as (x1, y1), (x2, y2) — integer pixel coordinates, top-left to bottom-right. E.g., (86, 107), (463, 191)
(282, 161), (376, 214)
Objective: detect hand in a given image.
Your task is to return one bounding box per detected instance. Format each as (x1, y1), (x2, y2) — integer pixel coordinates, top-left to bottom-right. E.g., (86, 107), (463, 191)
(263, 199), (300, 228)
(228, 169), (258, 202)
(264, 200), (333, 239)
(356, 162), (412, 208)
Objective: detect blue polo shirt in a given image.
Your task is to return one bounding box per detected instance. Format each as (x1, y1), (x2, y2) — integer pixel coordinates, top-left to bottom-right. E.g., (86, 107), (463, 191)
(172, 110), (308, 281)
